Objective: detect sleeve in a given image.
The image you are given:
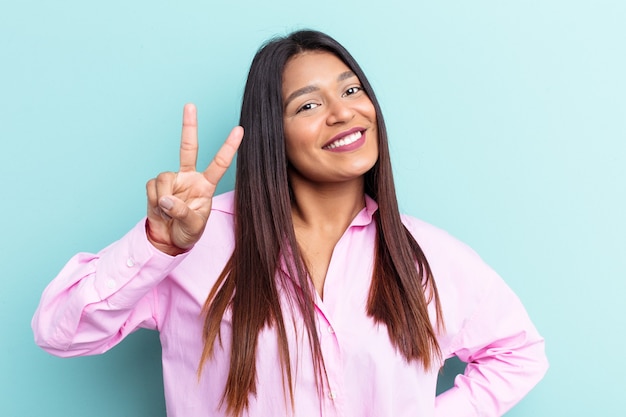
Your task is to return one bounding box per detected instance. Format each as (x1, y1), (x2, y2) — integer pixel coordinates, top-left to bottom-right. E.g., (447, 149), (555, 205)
(31, 219), (188, 357)
(433, 251), (549, 417)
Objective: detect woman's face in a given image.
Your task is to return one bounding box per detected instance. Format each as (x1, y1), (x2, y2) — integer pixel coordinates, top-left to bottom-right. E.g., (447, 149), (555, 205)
(282, 51), (378, 186)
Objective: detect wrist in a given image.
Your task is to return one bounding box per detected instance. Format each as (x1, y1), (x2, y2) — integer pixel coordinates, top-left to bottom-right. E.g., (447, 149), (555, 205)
(145, 220), (191, 257)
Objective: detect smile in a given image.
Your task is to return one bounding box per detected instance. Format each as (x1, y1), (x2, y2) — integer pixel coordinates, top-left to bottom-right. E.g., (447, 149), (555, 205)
(323, 130), (365, 151)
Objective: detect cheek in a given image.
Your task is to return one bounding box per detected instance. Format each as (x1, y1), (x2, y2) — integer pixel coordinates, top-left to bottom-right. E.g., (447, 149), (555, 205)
(364, 103), (377, 121)
(283, 126), (306, 166)
(354, 95), (377, 120)
(284, 119), (318, 149)
(282, 123), (297, 153)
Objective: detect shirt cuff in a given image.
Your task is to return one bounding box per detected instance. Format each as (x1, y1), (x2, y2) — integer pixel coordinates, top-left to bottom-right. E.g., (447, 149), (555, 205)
(91, 218), (189, 308)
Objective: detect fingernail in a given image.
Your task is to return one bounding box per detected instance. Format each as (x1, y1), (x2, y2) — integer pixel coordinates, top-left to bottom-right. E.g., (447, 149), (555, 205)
(159, 197), (174, 210)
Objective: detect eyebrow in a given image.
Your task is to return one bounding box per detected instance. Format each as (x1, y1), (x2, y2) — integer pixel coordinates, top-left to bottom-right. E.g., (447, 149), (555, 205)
(284, 70), (357, 108)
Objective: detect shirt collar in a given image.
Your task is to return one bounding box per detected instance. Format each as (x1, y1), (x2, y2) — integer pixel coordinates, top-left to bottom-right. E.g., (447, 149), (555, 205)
(351, 193), (379, 227)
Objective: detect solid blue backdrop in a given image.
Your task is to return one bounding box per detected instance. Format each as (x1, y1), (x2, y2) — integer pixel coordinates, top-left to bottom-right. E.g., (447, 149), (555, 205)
(1, 1), (624, 415)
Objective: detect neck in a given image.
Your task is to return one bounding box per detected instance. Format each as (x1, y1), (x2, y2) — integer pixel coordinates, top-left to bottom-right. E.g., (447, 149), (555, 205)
(289, 174), (366, 232)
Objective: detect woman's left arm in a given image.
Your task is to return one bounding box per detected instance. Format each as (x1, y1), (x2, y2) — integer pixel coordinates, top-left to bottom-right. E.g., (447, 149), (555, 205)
(434, 274), (549, 417)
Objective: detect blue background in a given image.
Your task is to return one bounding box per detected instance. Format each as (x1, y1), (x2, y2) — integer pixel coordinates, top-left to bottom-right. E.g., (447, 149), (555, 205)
(1, 0), (624, 415)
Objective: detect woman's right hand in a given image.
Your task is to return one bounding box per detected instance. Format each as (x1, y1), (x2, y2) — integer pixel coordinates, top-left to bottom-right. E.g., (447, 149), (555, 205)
(145, 103), (244, 256)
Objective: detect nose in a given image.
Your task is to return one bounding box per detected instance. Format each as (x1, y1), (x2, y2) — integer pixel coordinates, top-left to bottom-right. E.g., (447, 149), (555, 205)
(326, 98), (354, 125)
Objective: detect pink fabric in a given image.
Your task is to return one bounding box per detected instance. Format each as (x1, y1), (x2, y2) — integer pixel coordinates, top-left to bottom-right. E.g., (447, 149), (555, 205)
(32, 191), (547, 417)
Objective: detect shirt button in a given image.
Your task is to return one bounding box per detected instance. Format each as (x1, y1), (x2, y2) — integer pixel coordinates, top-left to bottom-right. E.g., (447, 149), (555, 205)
(126, 258), (135, 267)
(327, 325), (335, 334)
(328, 391), (337, 400)
(106, 279), (116, 289)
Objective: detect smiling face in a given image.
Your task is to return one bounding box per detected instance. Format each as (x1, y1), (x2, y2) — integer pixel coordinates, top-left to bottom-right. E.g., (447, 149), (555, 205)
(282, 51), (378, 187)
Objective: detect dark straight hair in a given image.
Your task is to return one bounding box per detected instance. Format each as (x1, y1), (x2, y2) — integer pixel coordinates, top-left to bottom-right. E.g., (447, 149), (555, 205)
(199, 29), (443, 416)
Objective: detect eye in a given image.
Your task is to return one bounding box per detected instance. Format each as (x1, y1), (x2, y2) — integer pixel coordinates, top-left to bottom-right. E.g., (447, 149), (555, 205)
(343, 86), (363, 97)
(297, 102), (320, 113)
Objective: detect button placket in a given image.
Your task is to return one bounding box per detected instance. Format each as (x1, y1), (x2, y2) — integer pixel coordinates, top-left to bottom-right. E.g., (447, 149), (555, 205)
(320, 317), (344, 410)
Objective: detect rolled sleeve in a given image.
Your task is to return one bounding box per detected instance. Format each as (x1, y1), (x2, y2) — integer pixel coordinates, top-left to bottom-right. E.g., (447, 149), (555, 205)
(435, 278), (548, 417)
(403, 216), (549, 416)
(32, 219), (188, 356)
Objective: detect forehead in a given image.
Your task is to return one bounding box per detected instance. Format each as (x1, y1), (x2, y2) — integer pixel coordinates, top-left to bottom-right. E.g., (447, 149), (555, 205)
(282, 51), (353, 92)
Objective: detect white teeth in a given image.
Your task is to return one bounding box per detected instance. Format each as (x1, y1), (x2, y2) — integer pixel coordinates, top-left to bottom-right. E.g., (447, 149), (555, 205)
(325, 131), (362, 149)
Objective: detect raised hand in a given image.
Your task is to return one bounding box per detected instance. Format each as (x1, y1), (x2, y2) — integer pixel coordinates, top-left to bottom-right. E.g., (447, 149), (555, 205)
(146, 103), (243, 256)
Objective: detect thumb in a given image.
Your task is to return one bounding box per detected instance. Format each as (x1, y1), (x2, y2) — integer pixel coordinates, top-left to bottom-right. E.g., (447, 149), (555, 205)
(158, 195), (206, 250)
(158, 196), (190, 221)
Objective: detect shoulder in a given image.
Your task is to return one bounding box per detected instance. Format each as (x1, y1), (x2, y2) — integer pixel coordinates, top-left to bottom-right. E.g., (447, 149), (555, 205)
(400, 213), (499, 285)
(195, 191), (235, 248)
(400, 214), (485, 270)
(400, 214), (522, 351)
(211, 190), (235, 215)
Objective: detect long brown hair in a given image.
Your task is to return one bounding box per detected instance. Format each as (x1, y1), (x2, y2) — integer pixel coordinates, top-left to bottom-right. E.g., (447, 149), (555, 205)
(199, 30), (443, 416)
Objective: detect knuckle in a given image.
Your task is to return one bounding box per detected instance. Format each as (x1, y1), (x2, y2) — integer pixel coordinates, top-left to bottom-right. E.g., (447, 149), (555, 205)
(213, 155), (229, 169)
(180, 139), (198, 151)
(146, 180), (158, 202)
(156, 172), (174, 185)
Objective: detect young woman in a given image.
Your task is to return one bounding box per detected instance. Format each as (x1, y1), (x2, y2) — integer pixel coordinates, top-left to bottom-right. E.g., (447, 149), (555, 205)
(32, 30), (548, 417)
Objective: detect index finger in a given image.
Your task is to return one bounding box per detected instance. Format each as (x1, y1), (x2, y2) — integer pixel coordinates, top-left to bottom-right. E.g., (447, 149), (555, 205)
(203, 126), (244, 188)
(179, 103), (199, 172)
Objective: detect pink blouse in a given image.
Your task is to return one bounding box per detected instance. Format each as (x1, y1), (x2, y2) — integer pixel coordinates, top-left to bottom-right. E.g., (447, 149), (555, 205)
(32, 192), (548, 416)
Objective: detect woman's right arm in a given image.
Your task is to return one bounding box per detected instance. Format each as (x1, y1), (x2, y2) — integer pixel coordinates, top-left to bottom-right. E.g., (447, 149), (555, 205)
(32, 104), (243, 357)
(31, 221), (187, 356)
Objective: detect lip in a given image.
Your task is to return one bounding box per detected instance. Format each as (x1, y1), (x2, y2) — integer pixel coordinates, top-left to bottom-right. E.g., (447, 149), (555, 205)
(322, 127), (367, 152)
